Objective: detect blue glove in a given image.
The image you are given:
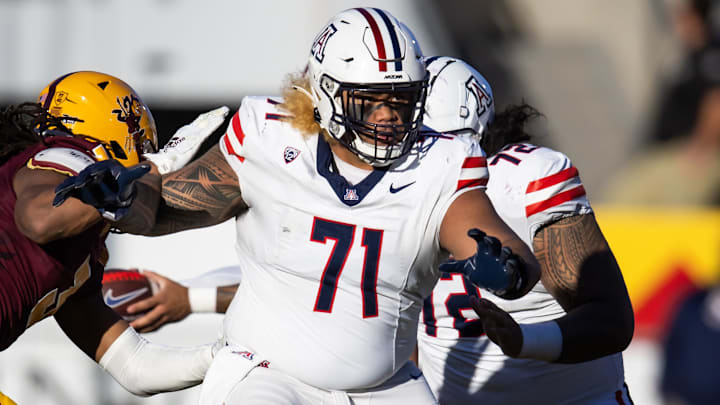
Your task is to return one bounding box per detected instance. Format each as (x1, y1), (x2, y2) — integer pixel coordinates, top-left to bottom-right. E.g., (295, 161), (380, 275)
(439, 229), (527, 299)
(53, 160), (150, 221)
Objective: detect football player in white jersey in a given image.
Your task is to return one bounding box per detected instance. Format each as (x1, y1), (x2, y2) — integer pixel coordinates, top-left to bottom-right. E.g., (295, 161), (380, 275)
(58, 9), (543, 404)
(418, 56), (634, 404)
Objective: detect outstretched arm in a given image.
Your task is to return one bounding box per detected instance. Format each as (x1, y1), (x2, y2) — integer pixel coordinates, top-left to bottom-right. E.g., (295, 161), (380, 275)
(472, 213), (634, 363)
(14, 167), (103, 244)
(439, 189), (541, 298)
(50, 159), (162, 234)
(146, 144), (247, 235)
(50, 107), (241, 236)
(65, 145), (248, 235)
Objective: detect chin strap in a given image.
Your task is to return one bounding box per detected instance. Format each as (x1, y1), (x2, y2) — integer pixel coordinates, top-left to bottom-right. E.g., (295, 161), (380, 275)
(292, 85), (317, 104)
(292, 85), (322, 123)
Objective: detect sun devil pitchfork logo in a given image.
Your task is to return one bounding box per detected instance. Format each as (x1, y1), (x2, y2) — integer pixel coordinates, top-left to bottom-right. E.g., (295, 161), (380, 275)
(311, 23), (337, 63)
(284, 146), (300, 164)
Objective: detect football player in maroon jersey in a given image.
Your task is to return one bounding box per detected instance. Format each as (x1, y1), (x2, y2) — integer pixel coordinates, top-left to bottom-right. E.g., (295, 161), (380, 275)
(0, 71), (227, 400)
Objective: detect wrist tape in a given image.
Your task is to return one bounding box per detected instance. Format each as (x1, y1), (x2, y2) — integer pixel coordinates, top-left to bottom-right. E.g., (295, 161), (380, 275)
(518, 320), (563, 362)
(188, 287), (217, 313)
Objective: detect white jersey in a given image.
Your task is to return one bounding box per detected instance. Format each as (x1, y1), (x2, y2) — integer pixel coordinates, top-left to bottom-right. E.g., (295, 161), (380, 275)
(218, 97), (488, 390)
(418, 143), (626, 404)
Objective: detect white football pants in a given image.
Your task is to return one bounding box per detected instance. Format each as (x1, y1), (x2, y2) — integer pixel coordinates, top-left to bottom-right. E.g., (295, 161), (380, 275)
(199, 345), (438, 405)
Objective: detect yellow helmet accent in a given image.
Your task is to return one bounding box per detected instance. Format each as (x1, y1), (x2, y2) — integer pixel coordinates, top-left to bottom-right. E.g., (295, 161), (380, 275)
(0, 391), (18, 405)
(37, 71), (158, 167)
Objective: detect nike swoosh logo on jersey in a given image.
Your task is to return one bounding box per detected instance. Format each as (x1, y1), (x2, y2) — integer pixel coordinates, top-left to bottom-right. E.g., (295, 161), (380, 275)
(103, 287), (148, 308)
(389, 181), (416, 193)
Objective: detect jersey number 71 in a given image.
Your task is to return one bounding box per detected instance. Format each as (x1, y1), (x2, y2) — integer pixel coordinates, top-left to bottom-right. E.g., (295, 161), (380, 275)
(311, 217), (383, 318)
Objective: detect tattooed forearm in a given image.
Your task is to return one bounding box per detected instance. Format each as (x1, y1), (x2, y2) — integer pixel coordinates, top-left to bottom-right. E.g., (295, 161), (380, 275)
(150, 145), (247, 234)
(162, 145), (244, 215)
(113, 173), (161, 234)
(533, 213), (634, 363)
(146, 203), (221, 235)
(533, 213), (609, 310)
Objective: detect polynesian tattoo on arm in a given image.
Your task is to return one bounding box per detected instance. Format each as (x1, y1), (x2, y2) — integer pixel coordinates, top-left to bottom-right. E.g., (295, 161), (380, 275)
(148, 145), (247, 235)
(114, 172), (162, 234)
(532, 213), (617, 311)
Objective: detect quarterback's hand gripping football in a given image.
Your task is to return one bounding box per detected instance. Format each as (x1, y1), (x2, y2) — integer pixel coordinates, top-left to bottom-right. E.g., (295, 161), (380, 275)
(128, 271), (191, 333)
(143, 106), (229, 175)
(439, 229), (527, 299)
(53, 159), (150, 221)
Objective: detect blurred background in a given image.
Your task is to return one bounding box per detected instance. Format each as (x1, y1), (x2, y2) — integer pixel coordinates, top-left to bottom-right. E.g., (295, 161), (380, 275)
(1, 0), (720, 404)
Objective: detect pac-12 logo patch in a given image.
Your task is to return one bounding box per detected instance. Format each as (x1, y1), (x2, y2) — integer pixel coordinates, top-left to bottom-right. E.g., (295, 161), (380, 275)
(311, 23), (337, 62)
(283, 146), (300, 164)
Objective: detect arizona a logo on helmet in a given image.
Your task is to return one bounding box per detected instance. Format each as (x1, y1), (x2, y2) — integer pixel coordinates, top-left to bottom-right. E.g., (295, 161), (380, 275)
(311, 23), (337, 63)
(466, 77), (492, 117)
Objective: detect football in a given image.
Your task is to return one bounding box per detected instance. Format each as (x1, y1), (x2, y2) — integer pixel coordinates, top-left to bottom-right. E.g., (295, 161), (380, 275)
(102, 269), (156, 322)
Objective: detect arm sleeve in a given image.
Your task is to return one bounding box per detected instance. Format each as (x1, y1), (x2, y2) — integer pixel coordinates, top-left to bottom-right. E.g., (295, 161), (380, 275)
(99, 326), (214, 396)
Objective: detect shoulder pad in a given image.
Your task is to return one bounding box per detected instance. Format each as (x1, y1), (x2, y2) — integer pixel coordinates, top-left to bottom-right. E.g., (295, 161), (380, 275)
(28, 147), (97, 176)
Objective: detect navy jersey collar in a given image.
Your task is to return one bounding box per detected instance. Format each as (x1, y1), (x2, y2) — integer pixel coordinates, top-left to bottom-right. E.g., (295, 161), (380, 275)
(316, 136), (387, 207)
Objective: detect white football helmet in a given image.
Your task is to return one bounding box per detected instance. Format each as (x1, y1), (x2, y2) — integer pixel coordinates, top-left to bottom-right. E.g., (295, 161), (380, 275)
(423, 56), (494, 137)
(307, 7), (428, 166)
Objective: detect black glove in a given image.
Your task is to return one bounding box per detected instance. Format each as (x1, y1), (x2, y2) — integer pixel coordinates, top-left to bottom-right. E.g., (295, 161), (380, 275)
(439, 229), (527, 299)
(53, 160), (150, 221)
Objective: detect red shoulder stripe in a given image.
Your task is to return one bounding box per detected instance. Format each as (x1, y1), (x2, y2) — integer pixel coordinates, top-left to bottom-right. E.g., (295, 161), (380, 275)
(525, 185), (586, 217)
(223, 135), (245, 162)
(456, 177), (488, 191)
(526, 166), (578, 193)
(462, 156), (487, 168)
(231, 112), (245, 145)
